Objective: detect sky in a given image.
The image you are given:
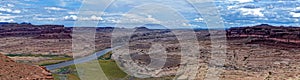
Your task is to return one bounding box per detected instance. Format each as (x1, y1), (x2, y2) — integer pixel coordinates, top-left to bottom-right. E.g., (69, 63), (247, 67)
(1, 0), (300, 28)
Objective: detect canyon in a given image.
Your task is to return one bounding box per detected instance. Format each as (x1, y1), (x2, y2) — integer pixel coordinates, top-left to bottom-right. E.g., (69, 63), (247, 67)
(0, 23), (299, 79)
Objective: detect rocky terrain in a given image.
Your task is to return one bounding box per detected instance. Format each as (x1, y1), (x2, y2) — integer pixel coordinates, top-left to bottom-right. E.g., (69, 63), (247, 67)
(0, 53), (53, 80)
(0, 23), (300, 79)
(227, 24), (300, 48)
(0, 23), (112, 56)
(112, 25), (300, 79)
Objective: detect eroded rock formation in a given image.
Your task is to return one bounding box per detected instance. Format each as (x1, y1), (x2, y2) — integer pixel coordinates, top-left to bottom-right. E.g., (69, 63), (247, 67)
(0, 53), (53, 80)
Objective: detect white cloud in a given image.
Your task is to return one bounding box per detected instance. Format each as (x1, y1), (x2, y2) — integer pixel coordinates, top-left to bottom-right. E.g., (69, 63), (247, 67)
(227, 6), (235, 10)
(12, 10), (21, 13)
(239, 8), (264, 17)
(0, 15), (20, 22)
(194, 17), (204, 22)
(34, 17), (59, 21)
(145, 15), (161, 24)
(0, 15), (19, 19)
(0, 8), (12, 12)
(0, 19), (14, 22)
(7, 4), (15, 7)
(120, 14), (161, 24)
(227, 5), (241, 10)
(44, 7), (66, 11)
(182, 23), (193, 26)
(297, 7), (300, 10)
(0, 7), (21, 14)
(228, 0), (253, 3)
(82, 15), (103, 21)
(68, 11), (78, 14)
(289, 7), (300, 18)
(109, 19), (119, 23)
(64, 15), (78, 21)
(290, 12), (300, 18)
(63, 15), (103, 21)
(182, 23), (199, 27)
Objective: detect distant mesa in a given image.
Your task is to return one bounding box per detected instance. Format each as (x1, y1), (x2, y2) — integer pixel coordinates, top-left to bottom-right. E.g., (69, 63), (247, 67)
(20, 22), (32, 25)
(0, 23), (70, 39)
(134, 27), (151, 31)
(227, 24), (300, 48)
(0, 22), (10, 25)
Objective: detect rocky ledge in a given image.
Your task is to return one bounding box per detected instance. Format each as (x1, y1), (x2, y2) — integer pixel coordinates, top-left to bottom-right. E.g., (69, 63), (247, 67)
(0, 53), (53, 80)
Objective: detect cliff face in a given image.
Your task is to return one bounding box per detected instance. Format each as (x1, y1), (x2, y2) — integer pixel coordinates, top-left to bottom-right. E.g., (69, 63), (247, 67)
(0, 24), (114, 56)
(0, 24), (72, 39)
(0, 53), (53, 80)
(227, 24), (300, 48)
(227, 24), (300, 40)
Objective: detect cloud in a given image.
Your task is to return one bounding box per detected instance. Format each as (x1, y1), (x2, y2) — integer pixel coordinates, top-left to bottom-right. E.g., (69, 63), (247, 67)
(0, 7), (21, 14)
(228, 0), (253, 3)
(289, 7), (300, 18)
(81, 15), (103, 21)
(144, 15), (161, 24)
(2, 0), (300, 27)
(119, 14), (161, 24)
(295, 7), (300, 10)
(227, 5), (237, 10)
(182, 23), (193, 26)
(63, 15), (103, 21)
(0, 15), (20, 22)
(44, 7), (66, 11)
(67, 11), (78, 14)
(182, 23), (200, 27)
(64, 15), (78, 21)
(112, 0), (195, 13)
(34, 17), (59, 21)
(34, 15), (103, 21)
(194, 17), (204, 22)
(0, 15), (19, 19)
(0, 19), (14, 22)
(7, 4), (15, 7)
(290, 12), (300, 18)
(239, 8), (264, 17)
(12, 10), (21, 13)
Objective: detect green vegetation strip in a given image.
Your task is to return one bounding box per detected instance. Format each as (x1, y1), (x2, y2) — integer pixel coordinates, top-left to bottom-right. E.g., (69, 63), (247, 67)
(38, 56), (73, 66)
(99, 60), (127, 80)
(98, 51), (113, 60)
(52, 60), (127, 80)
